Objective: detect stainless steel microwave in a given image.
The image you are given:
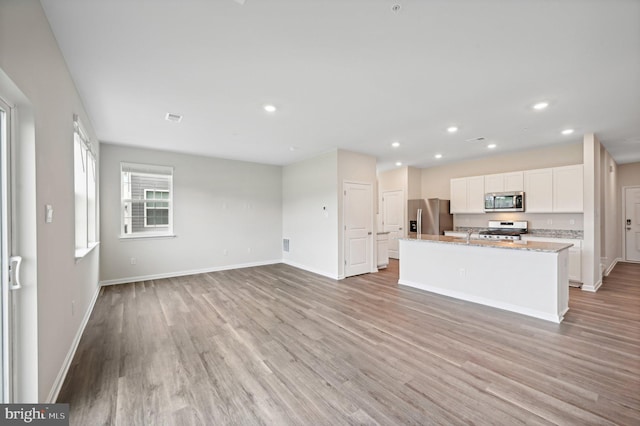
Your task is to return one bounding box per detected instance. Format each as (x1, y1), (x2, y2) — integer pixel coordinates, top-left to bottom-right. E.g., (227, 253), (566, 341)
(484, 191), (525, 212)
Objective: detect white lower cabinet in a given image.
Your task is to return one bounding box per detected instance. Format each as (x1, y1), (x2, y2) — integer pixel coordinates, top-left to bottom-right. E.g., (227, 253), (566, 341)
(522, 236), (582, 283)
(377, 233), (389, 269)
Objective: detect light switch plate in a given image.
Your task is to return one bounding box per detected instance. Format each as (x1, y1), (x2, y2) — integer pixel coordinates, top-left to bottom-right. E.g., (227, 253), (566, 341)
(45, 204), (53, 223)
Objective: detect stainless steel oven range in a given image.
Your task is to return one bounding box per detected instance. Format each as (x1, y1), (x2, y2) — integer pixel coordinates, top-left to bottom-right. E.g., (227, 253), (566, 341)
(478, 220), (528, 241)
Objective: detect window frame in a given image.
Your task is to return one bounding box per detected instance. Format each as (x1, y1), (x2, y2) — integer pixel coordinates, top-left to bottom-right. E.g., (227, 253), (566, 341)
(143, 189), (170, 227)
(120, 162), (174, 239)
(74, 115), (98, 259)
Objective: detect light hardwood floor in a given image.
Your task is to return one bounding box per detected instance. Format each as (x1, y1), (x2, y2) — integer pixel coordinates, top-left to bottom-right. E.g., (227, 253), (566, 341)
(58, 260), (640, 425)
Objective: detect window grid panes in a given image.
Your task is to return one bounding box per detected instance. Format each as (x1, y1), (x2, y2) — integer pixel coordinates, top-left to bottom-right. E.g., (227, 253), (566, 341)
(121, 163), (173, 237)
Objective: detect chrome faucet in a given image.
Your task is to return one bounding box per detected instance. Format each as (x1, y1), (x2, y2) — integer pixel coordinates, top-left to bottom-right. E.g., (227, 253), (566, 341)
(466, 229), (473, 243)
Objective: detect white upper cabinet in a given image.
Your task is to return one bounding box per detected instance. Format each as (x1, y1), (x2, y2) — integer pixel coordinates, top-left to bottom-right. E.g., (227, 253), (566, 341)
(467, 176), (485, 213)
(450, 176), (485, 214)
(553, 164), (584, 213)
(484, 171), (524, 193)
(484, 174), (504, 193)
(450, 178), (468, 213)
(503, 172), (524, 192)
(524, 168), (553, 213)
(451, 164), (582, 214)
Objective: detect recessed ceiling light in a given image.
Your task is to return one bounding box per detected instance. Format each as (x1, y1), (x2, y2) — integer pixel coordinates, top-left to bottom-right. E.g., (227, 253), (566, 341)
(447, 126), (458, 133)
(264, 104), (277, 113)
(487, 143), (497, 149)
(395, 161), (402, 166)
(532, 102), (549, 110)
(391, 141), (400, 148)
(165, 112), (182, 123)
(434, 154), (443, 159)
(561, 129), (574, 135)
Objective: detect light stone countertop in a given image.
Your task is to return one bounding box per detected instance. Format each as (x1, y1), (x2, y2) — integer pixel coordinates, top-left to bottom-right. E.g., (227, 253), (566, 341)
(401, 234), (573, 253)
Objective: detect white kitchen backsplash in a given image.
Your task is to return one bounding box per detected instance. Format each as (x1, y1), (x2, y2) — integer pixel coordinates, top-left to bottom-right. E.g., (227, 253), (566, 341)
(453, 212), (583, 231)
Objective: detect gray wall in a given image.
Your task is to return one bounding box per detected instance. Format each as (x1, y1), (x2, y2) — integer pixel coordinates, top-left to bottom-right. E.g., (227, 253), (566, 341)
(0, 0), (100, 401)
(100, 144), (282, 283)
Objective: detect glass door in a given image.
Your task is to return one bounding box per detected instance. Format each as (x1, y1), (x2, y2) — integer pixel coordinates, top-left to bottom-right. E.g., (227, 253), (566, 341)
(0, 96), (13, 403)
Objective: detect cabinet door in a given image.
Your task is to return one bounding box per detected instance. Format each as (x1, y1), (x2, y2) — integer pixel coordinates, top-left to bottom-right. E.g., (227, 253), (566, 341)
(568, 247), (582, 282)
(484, 174), (504, 193)
(450, 178), (468, 213)
(524, 168), (553, 212)
(467, 176), (485, 213)
(553, 165), (583, 213)
(503, 171), (524, 192)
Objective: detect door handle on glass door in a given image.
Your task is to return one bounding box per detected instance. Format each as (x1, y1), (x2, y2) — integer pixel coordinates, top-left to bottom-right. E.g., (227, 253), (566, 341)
(9, 256), (22, 290)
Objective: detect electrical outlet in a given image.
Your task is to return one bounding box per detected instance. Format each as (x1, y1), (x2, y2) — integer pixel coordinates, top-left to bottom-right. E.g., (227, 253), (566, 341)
(547, 219), (553, 225)
(247, 247), (252, 254)
(459, 268), (466, 277)
(223, 249), (228, 256)
(569, 219), (575, 225)
(130, 257), (136, 265)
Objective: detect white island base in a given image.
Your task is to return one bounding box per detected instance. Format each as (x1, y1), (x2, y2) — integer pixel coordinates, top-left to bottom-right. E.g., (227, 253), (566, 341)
(399, 237), (571, 323)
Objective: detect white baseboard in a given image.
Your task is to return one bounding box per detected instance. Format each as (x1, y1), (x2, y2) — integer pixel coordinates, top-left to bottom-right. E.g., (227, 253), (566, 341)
(282, 259), (339, 280)
(604, 257), (622, 276)
(99, 259), (282, 286)
(46, 284), (101, 403)
(581, 279), (603, 293)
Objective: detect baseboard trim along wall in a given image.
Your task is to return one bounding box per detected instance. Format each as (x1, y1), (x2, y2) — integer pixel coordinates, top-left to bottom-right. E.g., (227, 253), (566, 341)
(282, 259), (340, 281)
(99, 259), (282, 286)
(581, 279), (603, 293)
(46, 284), (101, 404)
(604, 257), (622, 277)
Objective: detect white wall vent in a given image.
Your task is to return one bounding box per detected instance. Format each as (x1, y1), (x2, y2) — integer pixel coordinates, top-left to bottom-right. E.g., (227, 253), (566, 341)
(283, 238), (290, 252)
(465, 136), (486, 143)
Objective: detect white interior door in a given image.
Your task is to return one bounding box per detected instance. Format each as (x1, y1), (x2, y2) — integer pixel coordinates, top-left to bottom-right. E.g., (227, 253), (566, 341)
(382, 190), (403, 259)
(344, 182), (373, 277)
(625, 187), (640, 262)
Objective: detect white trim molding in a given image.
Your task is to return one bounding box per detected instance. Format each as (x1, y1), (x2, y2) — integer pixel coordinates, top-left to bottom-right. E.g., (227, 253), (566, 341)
(282, 259), (339, 281)
(604, 257), (622, 276)
(99, 259), (282, 286)
(581, 279), (603, 293)
(46, 284), (101, 403)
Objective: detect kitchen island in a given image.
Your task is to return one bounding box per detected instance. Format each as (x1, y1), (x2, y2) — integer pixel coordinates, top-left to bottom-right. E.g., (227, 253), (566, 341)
(399, 235), (573, 323)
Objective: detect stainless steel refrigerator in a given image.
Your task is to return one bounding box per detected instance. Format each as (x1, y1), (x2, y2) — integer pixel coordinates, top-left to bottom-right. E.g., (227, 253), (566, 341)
(408, 199), (453, 236)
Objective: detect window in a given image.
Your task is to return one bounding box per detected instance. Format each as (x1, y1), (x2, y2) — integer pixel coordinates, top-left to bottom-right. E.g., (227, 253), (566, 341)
(121, 162), (173, 237)
(144, 189), (169, 226)
(74, 115), (98, 258)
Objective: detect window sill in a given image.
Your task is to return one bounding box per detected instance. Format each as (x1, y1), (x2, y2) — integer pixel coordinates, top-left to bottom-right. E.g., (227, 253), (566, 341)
(75, 242), (99, 262)
(119, 234), (177, 241)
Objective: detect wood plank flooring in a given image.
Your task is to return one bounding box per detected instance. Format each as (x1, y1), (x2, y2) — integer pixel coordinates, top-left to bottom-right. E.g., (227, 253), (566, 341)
(58, 260), (640, 425)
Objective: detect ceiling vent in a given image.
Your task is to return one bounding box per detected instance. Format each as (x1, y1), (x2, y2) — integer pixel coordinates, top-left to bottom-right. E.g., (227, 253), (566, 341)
(165, 113), (183, 123)
(465, 137), (486, 143)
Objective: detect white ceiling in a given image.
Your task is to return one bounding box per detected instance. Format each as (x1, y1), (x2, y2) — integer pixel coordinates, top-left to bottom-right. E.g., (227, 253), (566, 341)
(40, 0), (640, 171)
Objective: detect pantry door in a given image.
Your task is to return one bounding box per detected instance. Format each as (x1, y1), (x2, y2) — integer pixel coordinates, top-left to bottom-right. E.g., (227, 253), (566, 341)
(344, 182), (373, 277)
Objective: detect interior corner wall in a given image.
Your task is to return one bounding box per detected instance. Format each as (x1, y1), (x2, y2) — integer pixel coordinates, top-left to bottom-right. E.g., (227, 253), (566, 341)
(407, 167), (422, 199)
(582, 134), (602, 291)
(0, 0), (100, 401)
(600, 147), (620, 274)
(99, 144), (282, 283)
(337, 150), (377, 278)
(282, 150), (339, 279)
